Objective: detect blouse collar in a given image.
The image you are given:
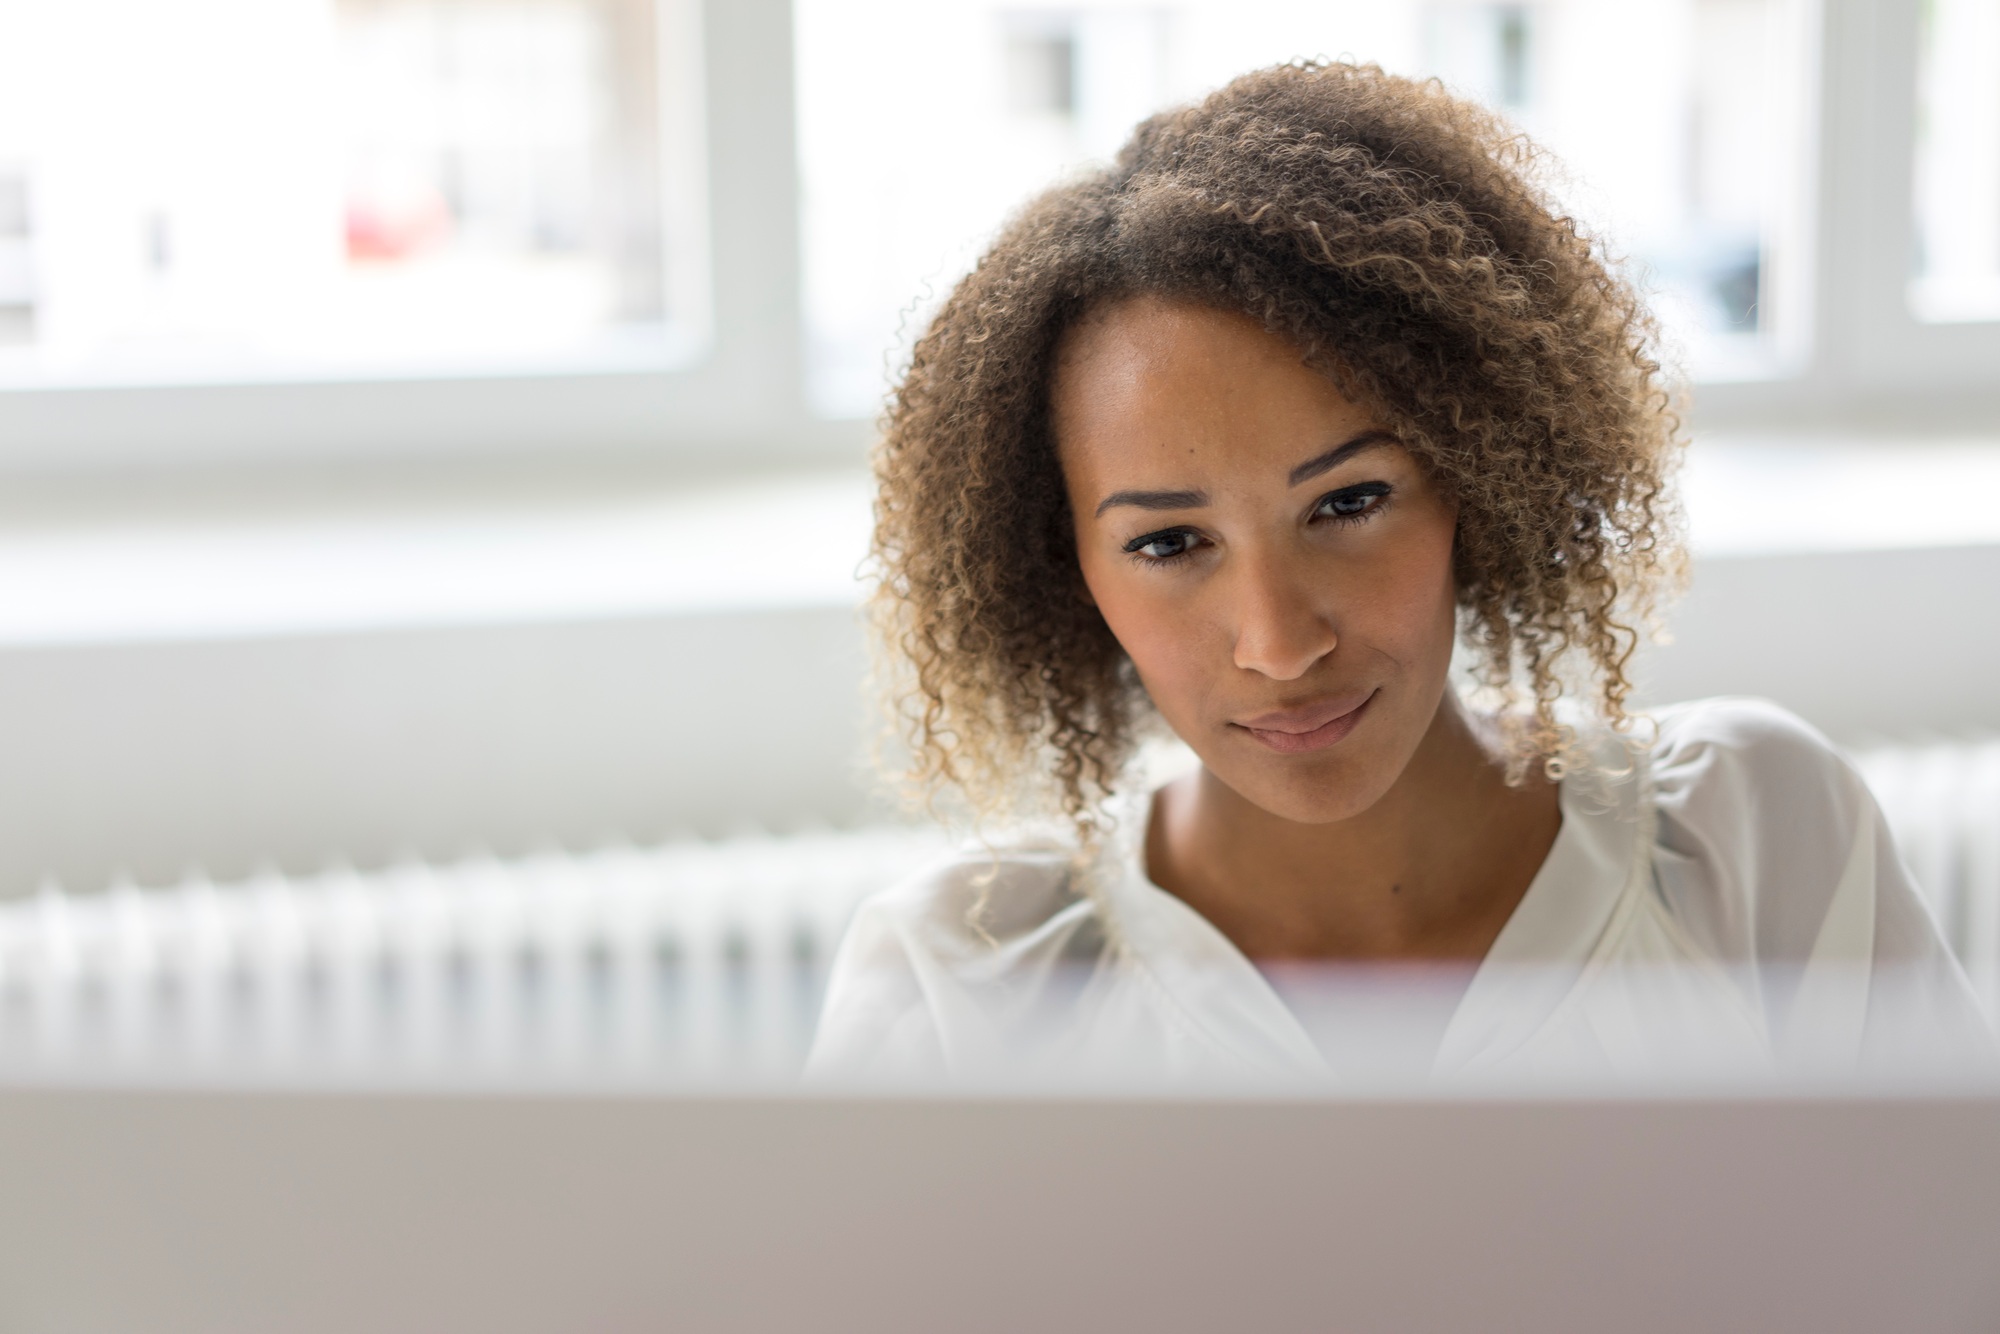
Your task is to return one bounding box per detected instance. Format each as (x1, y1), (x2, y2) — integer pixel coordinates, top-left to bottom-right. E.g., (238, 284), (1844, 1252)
(1088, 728), (1654, 1083)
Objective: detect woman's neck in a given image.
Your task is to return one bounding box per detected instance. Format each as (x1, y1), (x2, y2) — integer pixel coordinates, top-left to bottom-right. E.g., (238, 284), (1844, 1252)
(1143, 693), (1562, 962)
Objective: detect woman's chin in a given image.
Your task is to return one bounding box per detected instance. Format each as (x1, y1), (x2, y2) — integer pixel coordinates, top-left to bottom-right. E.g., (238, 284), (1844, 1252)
(1207, 753), (1399, 827)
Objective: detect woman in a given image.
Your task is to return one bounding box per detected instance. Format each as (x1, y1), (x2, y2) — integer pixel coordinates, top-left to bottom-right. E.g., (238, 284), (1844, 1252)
(810, 62), (1986, 1083)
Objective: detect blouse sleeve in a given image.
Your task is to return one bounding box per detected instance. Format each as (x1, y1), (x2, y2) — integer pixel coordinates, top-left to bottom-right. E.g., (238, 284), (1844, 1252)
(1648, 698), (1993, 1068)
(804, 886), (952, 1081)
(805, 848), (1104, 1082)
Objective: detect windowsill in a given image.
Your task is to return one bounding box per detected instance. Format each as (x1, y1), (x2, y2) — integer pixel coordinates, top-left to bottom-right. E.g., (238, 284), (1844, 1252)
(0, 470), (874, 648)
(0, 325), (714, 394)
(1684, 435), (2000, 558)
(0, 436), (1992, 651)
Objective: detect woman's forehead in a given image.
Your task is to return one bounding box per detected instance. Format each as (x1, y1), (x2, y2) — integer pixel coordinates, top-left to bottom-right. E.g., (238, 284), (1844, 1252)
(1051, 297), (1387, 481)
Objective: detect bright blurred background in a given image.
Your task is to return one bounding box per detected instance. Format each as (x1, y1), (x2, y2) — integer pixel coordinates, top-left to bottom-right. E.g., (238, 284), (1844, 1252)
(0, 0), (1995, 1068)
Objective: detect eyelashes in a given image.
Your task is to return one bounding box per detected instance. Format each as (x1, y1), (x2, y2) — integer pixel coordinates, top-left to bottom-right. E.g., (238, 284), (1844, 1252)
(1123, 528), (1202, 562)
(1121, 481), (1395, 567)
(1313, 480), (1391, 521)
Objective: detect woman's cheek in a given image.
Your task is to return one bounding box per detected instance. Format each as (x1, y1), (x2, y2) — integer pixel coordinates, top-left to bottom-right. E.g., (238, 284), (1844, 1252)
(1360, 516), (1460, 665)
(1097, 576), (1213, 724)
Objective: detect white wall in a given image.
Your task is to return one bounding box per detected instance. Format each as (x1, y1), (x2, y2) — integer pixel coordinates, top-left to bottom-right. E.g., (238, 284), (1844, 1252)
(1632, 545), (2000, 742)
(0, 526), (1992, 899)
(0, 605), (879, 897)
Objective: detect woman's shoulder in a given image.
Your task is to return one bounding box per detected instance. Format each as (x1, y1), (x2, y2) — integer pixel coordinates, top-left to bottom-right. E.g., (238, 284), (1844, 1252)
(1640, 694), (1872, 842)
(1648, 695), (1847, 770)
(1642, 696), (1866, 820)
(847, 841), (1094, 952)
(807, 841), (1110, 1079)
(1636, 697), (1883, 962)
(1631, 698), (1991, 1057)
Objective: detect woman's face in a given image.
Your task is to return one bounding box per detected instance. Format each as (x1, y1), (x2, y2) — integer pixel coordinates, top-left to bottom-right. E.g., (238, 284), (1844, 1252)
(1053, 296), (1461, 825)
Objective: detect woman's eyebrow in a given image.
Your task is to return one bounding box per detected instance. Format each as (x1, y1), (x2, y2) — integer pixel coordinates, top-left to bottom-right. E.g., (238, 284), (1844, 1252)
(1090, 430), (1395, 517)
(1093, 487), (1208, 518)
(1288, 430), (1399, 487)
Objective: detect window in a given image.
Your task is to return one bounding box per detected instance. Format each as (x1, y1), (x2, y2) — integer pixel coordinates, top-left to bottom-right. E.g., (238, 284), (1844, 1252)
(0, 0), (1991, 469)
(795, 0), (1820, 419)
(1912, 0), (2000, 322)
(0, 0), (708, 388)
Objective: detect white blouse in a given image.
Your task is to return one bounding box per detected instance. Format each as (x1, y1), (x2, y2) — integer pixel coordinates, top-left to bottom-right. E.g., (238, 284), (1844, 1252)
(809, 699), (1993, 1087)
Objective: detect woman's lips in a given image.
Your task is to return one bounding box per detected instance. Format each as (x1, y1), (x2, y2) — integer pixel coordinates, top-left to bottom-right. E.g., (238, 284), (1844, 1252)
(1234, 690), (1376, 755)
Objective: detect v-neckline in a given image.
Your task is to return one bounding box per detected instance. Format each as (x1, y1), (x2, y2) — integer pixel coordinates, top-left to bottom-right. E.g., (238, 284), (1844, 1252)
(1092, 730), (1652, 1081)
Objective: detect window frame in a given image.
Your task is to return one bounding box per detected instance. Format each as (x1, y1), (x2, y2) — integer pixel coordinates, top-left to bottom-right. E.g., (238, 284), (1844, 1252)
(0, 0), (1989, 478)
(1696, 0), (2000, 433)
(0, 0), (867, 474)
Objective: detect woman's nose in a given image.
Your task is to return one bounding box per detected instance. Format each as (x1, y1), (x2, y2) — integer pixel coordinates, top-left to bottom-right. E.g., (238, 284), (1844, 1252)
(1228, 551), (1337, 681)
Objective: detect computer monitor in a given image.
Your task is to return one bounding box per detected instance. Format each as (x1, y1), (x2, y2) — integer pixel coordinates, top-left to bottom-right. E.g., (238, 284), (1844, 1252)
(0, 1083), (1994, 1333)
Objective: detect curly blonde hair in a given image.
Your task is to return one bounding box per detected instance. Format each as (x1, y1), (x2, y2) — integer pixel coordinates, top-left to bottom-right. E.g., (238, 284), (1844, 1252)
(871, 60), (1684, 826)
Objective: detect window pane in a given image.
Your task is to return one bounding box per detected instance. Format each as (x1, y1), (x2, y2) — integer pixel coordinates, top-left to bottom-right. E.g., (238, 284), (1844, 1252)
(1912, 0), (2000, 323)
(795, 0), (1814, 418)
(0, 0), (707, 388)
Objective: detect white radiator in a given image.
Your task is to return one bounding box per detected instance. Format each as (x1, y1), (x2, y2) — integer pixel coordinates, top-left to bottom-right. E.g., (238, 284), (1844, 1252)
(0, 828), (949, 1082)
(0, 738), (1994, 1079)
(1852, 738), (2000, 1018)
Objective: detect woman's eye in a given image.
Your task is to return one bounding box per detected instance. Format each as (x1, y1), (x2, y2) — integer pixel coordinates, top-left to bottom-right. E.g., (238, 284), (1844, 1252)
(1314, 483), (1391, 523)
(1126, 529), (1199, 561)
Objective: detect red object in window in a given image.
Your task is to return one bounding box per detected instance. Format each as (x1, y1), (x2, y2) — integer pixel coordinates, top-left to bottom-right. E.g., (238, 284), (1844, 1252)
(344, 185), (453, 262)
